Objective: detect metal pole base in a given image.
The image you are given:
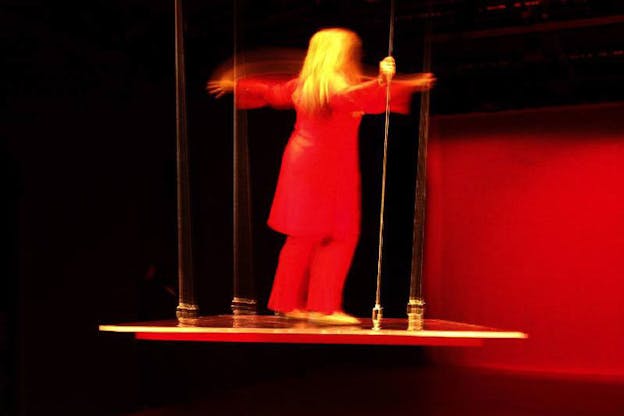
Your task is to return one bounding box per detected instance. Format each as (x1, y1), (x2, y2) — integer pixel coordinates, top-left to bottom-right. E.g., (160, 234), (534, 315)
(176, 302), (199, 325)
(406, 298), (425, 331)
(372, 304), (383, 331)
(231, 297), (257, 315)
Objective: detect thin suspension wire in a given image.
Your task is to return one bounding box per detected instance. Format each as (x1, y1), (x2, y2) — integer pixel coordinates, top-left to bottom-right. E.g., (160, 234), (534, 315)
(374, 0), (396, 315)
(387, 0), (395, 56)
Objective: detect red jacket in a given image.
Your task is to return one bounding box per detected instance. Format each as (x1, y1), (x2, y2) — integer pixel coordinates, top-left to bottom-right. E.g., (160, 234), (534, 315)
(236, 77), (414, 238)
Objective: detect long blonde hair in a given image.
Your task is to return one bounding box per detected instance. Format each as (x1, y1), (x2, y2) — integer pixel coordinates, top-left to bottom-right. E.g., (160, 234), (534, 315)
(295, 28), (363, 114)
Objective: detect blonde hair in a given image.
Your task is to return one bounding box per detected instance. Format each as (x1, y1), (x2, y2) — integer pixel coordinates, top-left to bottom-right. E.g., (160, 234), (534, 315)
(295, 28), (363, 114)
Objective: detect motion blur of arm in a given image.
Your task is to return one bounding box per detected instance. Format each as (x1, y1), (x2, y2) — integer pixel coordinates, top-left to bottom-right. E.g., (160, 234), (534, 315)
(334, 56), (436, 114)
(207, 76), (297, 109)
(378, 56), (436, 90)
(207, 50), (302, 110)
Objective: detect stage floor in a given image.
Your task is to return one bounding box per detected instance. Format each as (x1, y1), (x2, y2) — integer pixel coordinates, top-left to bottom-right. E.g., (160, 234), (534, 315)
(99, 315), (527, 346)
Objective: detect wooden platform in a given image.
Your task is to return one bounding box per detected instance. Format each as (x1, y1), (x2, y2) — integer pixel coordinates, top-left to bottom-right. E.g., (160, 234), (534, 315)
(99, 315), (527, 346)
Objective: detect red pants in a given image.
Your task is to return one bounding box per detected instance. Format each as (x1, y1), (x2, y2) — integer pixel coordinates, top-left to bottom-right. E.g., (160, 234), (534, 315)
(267, 234), (359, 314)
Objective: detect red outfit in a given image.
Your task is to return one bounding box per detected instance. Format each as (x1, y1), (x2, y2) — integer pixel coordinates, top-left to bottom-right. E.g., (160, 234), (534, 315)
(236, 77), (414, 313)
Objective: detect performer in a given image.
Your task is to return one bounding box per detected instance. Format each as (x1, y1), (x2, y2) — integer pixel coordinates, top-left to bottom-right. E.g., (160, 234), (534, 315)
(208, 28), (434, 325)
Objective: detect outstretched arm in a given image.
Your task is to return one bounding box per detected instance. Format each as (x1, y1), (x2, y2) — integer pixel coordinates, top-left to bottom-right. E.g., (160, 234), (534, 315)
(333, 57), (435, 115)
(378, 56), (435, 91)
(392, 73), (436, 91)
(207, 77), (297, 109)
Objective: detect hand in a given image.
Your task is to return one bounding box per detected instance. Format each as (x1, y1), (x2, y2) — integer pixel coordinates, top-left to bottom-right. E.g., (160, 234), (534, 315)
(379, 56), (396, 82)
(206, 79), (235, 98)
(407, 72), (436, 90)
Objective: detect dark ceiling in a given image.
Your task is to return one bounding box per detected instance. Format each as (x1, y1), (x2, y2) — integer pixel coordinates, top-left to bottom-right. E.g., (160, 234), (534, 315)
(184, 0), (624, 113)
(4, 0), (624, 114)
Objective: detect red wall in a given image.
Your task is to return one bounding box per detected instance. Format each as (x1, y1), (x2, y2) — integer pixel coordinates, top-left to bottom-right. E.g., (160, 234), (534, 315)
(425, 102), (624, 379)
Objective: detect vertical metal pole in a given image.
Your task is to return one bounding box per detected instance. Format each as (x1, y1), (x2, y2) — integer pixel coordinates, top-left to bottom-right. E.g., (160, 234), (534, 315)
(175, 0), (199, 323)
(407, 8), (432, 331)
(231, 0), (257, 315)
